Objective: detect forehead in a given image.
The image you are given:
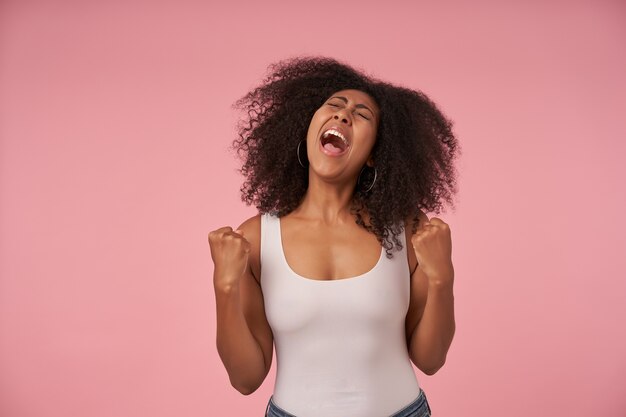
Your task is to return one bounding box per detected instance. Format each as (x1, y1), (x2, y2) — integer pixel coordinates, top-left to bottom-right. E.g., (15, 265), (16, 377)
(328, 89), (378, 111)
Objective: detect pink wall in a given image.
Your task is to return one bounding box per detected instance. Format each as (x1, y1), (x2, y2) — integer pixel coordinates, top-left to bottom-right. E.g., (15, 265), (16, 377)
(1, 1), (625, 416)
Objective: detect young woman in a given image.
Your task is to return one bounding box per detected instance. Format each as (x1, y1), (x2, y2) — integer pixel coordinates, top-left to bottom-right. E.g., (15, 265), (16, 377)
(209, 56), (460, 417)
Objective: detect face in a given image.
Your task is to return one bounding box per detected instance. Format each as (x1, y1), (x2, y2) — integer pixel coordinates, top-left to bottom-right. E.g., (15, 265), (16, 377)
(305, 89), (380, 181)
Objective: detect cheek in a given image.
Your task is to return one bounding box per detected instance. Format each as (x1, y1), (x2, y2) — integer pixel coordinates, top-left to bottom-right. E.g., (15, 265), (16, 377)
(351, 133), (376, 161)
(306, 122), (319, 141)
(306, 110), (326, 138)
(359, 127), (378, 149)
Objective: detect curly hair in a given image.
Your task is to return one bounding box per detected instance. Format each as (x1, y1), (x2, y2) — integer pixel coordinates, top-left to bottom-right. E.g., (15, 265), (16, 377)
(230, 56), (460, 258)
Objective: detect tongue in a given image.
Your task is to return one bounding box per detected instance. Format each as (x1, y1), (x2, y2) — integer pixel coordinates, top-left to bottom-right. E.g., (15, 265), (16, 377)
(323, 142), (344, 154)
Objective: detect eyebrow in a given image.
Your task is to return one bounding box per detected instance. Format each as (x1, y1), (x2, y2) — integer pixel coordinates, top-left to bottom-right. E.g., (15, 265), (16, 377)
(329, 96), (377, 116)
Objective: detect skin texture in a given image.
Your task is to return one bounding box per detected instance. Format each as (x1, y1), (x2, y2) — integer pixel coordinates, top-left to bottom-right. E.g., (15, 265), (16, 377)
(210, 86), (456, 395)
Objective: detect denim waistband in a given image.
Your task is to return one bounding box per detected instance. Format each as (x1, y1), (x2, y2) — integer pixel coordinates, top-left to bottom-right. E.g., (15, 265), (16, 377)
(264, 388), (430, 417)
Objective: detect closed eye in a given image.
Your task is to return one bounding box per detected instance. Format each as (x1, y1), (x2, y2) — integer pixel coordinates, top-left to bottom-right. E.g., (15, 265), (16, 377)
(327, 102), (371, 120)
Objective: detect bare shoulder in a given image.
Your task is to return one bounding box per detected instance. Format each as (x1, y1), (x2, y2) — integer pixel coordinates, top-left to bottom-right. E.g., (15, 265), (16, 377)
(236, 214), (262, 284)
(404, 209), (430, 276)
(236, 213), (262, 238)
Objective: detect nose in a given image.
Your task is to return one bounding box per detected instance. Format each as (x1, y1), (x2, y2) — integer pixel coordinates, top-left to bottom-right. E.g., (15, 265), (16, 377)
(333, 108), (351, 125)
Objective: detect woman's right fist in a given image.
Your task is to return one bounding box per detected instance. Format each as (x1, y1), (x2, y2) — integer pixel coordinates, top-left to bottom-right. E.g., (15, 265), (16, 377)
(208, 226), (251, 291)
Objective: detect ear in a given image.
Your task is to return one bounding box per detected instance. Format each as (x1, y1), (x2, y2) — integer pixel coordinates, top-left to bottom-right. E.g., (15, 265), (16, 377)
(366, 155), (375, 167)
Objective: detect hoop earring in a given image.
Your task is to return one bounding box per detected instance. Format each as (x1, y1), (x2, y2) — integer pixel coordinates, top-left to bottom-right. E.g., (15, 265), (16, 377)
(358, 165), (377, 193)
(297, 140), (307, 168)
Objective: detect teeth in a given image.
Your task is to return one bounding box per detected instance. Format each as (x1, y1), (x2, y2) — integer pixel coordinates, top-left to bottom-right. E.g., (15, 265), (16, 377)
(322, 129), (349, 147)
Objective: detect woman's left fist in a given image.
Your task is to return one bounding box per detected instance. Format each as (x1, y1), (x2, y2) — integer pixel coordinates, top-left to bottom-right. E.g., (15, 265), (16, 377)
(411, 217), (454, 284)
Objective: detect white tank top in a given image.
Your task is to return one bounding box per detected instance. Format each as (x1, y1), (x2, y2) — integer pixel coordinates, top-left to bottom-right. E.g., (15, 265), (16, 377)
(260, 212), (421, 417)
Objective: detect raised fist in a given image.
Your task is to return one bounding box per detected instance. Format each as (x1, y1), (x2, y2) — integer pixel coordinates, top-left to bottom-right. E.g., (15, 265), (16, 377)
(208, 226), (251, 291)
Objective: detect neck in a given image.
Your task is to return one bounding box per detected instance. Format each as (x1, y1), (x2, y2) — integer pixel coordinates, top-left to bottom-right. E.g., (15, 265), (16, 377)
(292, 171), (359, 226)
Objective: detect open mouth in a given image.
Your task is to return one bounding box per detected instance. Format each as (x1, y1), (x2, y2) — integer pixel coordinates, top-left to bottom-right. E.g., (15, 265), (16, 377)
(320, 129), (349, 155)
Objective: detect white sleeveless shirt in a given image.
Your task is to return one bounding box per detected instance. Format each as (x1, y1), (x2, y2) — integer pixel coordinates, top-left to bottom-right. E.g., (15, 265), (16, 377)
(260, 212), (421, 417)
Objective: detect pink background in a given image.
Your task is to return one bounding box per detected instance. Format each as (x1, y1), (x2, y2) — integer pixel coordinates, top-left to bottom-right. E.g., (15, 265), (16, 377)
(1, 1), (625, 416)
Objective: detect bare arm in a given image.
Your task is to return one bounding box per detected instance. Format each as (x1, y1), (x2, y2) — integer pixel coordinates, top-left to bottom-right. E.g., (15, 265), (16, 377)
(407, 267), (455, 375)
(210, 218), (273, 394)
(405, 211), (456, 375)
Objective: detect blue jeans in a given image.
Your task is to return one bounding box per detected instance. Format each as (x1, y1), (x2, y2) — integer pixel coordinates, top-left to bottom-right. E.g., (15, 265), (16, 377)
(264, 388), (432, 417)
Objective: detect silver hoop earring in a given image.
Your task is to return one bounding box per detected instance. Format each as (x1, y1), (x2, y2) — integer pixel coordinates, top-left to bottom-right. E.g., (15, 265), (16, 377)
(297, 140), (307, 168)
(358, 165), (377, 193)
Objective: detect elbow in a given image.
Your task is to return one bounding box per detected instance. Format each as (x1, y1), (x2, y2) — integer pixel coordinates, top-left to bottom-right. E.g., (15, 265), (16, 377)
(232, 381), (260, 396)
(420, 364), (442, 376)
(236, 386), (256, 396)
(417, 355), (447, 376)
(230, 373), (267, 395)
(224, 360), (269, 396)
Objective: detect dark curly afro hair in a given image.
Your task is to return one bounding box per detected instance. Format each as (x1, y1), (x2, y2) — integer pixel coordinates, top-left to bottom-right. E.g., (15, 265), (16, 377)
(230, 56), (461, 258)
